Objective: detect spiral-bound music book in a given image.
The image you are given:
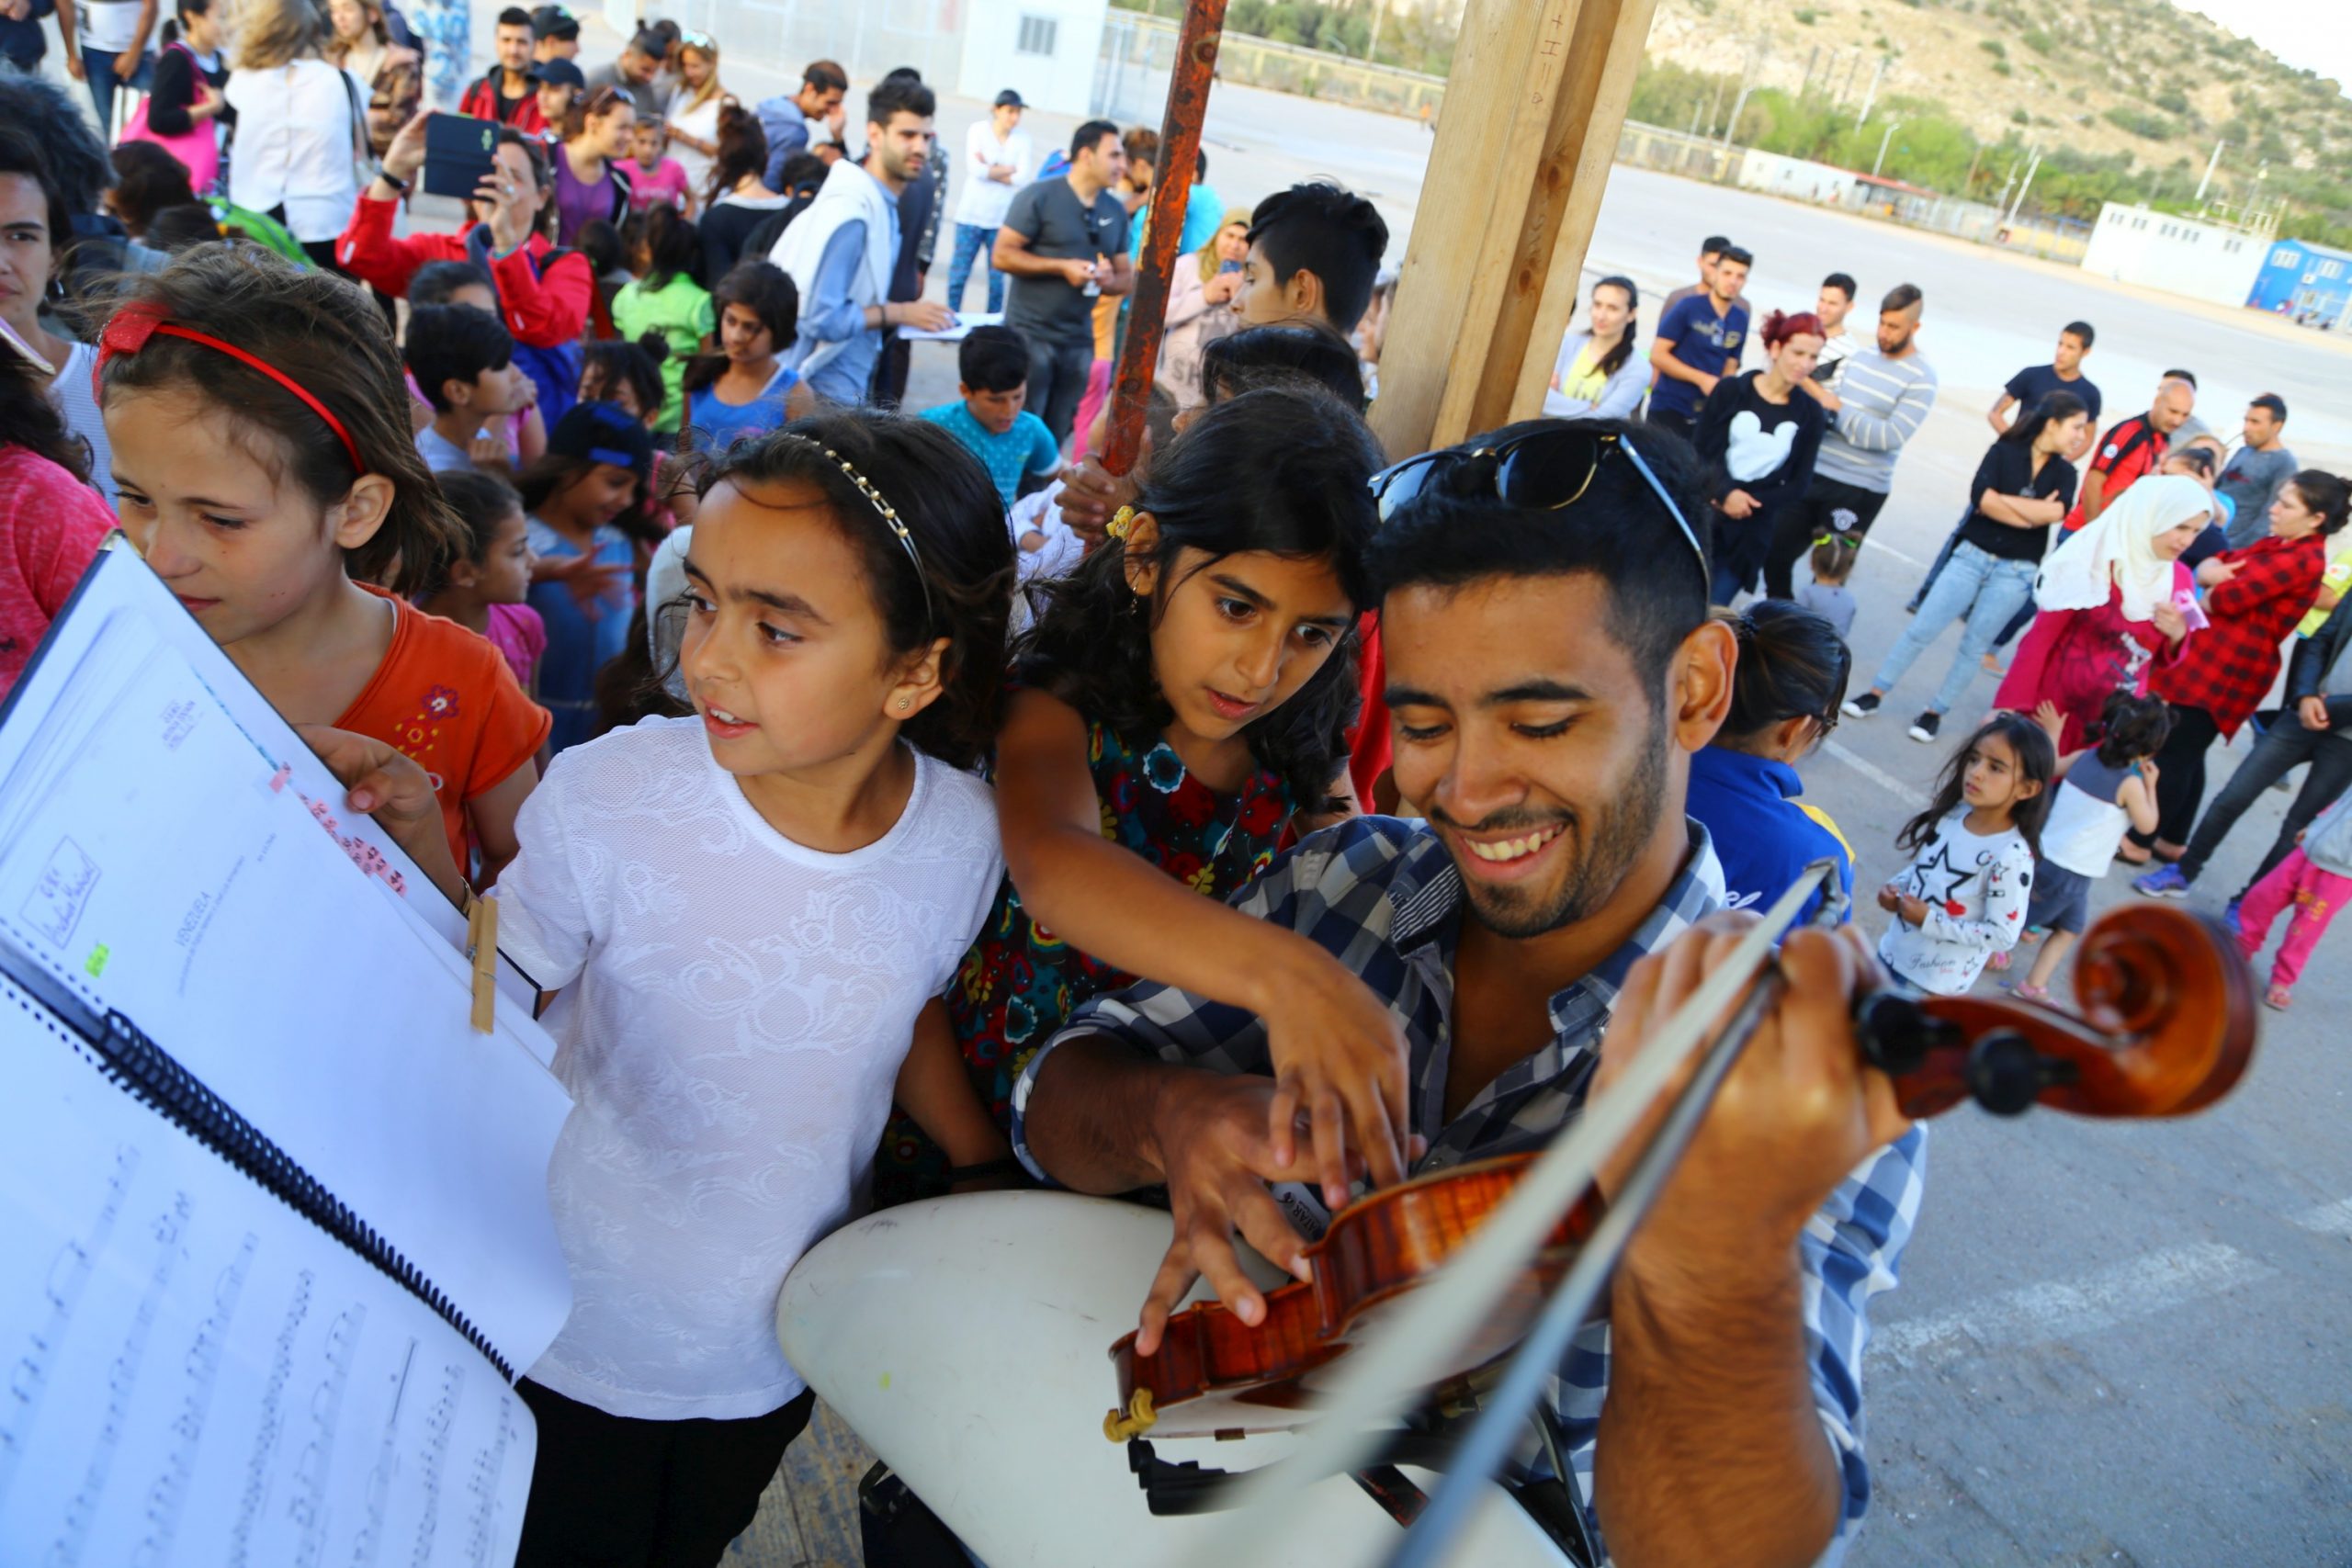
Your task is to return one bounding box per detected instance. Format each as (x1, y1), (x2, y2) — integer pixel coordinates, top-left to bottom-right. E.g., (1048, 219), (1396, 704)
(0, 547), (576, 1564)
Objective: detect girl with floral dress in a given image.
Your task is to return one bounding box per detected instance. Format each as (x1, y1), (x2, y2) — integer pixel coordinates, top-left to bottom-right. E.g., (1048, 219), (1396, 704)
(874, 384), (1409, 1209)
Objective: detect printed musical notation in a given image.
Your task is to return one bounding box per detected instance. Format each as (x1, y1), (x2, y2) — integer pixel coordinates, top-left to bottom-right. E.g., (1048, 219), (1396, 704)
(0, 1017), (536, 1566)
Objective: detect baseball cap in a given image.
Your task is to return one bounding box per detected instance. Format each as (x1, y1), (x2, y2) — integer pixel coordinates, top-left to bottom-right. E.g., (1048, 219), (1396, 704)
(529, 3), (578, 39)
(549, 400), (654, 483)
(992, 89), (1026, 109)
(535, 57), (585, 89)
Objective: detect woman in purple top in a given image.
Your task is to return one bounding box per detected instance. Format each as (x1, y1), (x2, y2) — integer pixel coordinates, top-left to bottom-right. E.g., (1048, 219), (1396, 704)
(552, 85), (637, 247)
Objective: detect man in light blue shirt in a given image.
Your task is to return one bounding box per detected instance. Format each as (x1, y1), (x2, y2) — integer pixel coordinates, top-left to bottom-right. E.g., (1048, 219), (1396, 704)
(754, 59), (846, 190)
(772, 76), (953, 405)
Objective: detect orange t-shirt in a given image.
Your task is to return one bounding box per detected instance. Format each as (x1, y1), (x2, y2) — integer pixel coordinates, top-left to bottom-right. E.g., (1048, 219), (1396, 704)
(335, 588), (552, 869)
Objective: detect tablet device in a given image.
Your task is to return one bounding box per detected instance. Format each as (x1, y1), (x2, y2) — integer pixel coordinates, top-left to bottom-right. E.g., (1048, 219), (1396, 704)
(421, 112), (500, 201)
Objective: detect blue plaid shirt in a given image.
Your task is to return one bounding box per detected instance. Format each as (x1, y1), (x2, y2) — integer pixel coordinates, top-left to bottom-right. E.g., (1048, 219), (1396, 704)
(1010, 816), (1927, 1560)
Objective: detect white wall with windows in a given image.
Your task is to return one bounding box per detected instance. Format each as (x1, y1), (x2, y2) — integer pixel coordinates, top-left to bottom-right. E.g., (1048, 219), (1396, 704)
(2081, 202), (2268, 310)
(956, 0), (1110, 118)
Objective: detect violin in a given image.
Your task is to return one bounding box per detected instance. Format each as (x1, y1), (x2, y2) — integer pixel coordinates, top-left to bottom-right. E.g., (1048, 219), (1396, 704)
(1104, 903), (2256, 1443)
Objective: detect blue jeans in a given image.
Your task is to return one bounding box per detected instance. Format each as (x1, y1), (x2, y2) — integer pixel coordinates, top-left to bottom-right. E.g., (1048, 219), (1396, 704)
(1871, 541), (2039, 716)
(79, 47), (151, 137)
(945, 223), (1003, 315)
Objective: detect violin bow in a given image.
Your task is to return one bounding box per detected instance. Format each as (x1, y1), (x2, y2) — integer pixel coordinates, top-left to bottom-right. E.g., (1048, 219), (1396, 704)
(1195, 863), (1837, 1561)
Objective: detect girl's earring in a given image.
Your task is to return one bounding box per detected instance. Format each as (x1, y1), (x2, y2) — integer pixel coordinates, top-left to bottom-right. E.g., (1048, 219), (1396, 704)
(898, 697), (911, 711)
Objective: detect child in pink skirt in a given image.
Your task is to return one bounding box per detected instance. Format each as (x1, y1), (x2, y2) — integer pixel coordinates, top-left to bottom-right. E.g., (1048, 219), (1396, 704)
(2237, 787), (2352, 1012)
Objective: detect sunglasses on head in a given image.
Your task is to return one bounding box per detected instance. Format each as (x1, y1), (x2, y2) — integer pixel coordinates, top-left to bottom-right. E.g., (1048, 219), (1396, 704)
(1367, 424), (1708, 590)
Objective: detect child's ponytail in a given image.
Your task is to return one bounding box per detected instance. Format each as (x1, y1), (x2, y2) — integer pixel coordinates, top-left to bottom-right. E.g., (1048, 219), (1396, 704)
(96, 247), (468, 596)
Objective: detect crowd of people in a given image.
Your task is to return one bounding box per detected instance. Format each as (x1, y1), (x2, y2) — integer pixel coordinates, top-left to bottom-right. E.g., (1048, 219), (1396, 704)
(1, 17), (2346, 1568)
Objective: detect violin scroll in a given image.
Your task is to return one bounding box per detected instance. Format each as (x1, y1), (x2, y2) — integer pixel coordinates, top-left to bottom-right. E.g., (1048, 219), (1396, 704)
(1857, 903), (2256, 1122)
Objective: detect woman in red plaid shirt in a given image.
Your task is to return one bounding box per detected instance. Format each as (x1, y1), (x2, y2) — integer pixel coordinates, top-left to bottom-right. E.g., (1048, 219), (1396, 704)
(2128, 469), (2346, 866)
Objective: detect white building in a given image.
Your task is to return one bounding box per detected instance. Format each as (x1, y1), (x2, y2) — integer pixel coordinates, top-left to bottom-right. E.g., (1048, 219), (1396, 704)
(2080, 203), (2270, 310)
(956, 0), (1111, 118)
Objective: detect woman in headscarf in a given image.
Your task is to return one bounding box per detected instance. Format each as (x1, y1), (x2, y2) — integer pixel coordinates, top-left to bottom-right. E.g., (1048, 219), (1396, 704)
(1993, 474), (2211, 755)
(1156, 206), (1254, 409)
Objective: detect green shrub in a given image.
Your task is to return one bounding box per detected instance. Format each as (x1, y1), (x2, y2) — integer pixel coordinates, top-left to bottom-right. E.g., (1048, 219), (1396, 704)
(2022, 28), (2055, 54)
(1979, 39), (2006, 57)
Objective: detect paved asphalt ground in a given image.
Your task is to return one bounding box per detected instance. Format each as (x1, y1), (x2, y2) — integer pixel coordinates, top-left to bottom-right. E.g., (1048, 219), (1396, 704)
(883, 75), (2352, 1568)
(53, 5), (2320, 1555)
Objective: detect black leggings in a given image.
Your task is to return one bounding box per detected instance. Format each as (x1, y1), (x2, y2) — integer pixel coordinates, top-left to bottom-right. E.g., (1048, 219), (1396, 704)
(2129, 703), (2224, 852)
(2178, 722), (2352, 896)
(514, 1379), (816, 1567)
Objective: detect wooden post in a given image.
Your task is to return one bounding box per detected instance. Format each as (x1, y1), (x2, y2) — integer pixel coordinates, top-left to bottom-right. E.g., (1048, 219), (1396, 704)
(1369, 0), (1660, 459)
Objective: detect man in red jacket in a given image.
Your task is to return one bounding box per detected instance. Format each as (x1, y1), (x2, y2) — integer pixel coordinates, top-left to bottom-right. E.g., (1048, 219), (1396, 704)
(459, 6), (539, 127)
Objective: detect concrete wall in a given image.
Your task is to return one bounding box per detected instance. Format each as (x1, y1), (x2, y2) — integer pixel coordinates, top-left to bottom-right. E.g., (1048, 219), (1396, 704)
(955, 0), (1109, 118)
(2081, 202), (2267, 310)
(1737, 148), (1859, 207)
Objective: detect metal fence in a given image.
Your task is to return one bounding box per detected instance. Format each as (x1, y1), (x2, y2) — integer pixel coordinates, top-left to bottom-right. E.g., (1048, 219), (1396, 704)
(1093, 8), (1444, 123)
(650, 0), (965, 91)
(1615, 119), (2092, 264)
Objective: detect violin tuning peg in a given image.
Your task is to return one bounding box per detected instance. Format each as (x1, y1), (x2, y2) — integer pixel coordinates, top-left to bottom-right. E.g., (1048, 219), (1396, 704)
(1963, 1029), (2078, 1117)
(1853, 989), (1951, 1077)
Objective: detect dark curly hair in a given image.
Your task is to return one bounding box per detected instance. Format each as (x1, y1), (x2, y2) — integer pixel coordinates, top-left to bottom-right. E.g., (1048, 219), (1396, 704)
(1015, 385), (1384, 810)
(684, 409), (1015, 769)
(2, 333), (90, 482)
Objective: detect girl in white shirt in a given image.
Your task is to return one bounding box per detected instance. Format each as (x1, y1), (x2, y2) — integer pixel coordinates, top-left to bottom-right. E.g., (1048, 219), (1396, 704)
(223, 0), (365, 260)
(1877, 711), (2053, 994)
(424, 412), (1016, 1561)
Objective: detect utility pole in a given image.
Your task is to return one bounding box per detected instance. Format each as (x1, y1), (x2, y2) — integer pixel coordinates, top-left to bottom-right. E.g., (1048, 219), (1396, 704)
(1363, 0), (1394, 65)
(1855, 54), (1888, 129)
(1841, 49), (1863, 107)
(1704, 75), (1724, 139)
(1800, 44), (1819, 98)
(2005, 146), (2043, 226)
(1873, 119), (1900, 178)
(1719, 39), (1767, 152)
(2194, 138), (2225, 204)
(1963, 142), (1983, 197)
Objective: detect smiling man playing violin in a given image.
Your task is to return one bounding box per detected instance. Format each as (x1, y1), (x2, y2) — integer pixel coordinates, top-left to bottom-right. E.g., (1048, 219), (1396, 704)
(1010, 416), (1927, 1567)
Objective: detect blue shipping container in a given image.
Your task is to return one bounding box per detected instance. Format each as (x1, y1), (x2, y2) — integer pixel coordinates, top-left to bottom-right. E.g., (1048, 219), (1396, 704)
(2247, 237), (2352, 326)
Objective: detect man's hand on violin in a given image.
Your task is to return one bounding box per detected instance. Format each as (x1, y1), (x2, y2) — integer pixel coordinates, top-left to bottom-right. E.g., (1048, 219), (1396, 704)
(1133, 1072), (1316, 1358)
(1593, 918), (1912, 1291)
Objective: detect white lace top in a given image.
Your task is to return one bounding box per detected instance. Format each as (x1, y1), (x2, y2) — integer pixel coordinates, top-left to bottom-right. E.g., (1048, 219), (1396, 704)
(493, 716), (1002, 1418)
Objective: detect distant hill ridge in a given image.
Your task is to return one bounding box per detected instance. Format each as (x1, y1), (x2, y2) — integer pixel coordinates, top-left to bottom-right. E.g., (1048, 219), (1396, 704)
(1633, 0), (2351, 239)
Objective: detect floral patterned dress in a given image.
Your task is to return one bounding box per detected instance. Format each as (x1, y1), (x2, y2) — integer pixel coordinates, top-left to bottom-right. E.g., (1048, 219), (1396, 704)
(872, 715), (1294, 1206)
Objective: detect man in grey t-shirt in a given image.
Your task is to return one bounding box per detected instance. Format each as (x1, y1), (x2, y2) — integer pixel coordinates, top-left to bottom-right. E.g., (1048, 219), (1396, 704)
(994, 118), (1133, 446)
(2220, 393), (2300, 548)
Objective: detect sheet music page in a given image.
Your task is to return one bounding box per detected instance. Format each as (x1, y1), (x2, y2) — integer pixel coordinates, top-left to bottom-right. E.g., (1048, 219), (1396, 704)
(0, 545), (544, 1005)
(0, 994), (535, 1566)
(0, 611), (574, 1375)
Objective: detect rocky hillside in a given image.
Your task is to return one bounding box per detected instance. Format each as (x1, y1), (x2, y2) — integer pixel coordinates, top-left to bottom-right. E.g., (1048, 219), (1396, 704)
(1643, 0), (2348, 199)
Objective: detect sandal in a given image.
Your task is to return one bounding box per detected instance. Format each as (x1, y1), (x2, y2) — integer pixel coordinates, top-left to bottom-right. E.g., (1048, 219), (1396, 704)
(2264, 985), (2292, 1012)
(2008, 981), (2051, 1002)
(1988, 950), (2011, 972)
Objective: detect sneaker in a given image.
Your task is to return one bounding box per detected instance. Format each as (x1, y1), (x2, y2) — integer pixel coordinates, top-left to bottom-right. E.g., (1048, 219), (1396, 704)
(1842, 692), (1881, 719)
(1907, 710), (1942, 743)
(2223, 900), (2242, 938)
(2132, 863), (2189, 898)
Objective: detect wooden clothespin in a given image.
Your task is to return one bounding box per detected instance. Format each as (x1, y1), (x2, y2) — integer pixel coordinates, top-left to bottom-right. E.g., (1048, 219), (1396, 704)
(465, 893), (498, 1034)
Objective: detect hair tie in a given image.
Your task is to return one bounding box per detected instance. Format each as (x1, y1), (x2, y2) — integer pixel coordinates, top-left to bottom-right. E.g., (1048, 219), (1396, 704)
(1105, 505), (1136, 541)
(96, 300), (368, 477)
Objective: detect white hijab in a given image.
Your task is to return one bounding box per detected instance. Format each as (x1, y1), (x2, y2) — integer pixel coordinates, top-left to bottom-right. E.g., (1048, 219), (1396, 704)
(2035, 474), (2211, 622)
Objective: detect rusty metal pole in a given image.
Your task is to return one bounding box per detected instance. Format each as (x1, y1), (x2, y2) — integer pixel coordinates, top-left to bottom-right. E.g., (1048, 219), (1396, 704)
(1101, 0), (1231, 479)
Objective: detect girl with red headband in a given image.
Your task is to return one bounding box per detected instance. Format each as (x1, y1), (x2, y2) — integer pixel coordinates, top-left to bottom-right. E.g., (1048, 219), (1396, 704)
(97, 246), (550, 886)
